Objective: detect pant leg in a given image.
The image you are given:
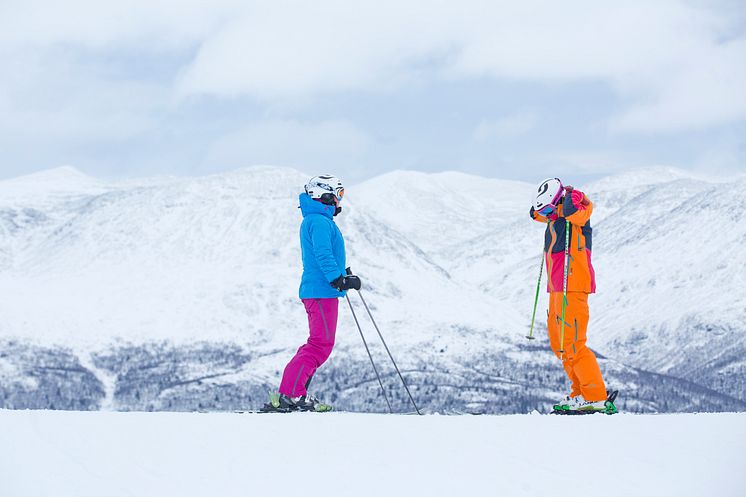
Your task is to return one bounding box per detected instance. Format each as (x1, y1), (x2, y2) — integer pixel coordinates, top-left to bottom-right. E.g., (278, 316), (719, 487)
(564, 293), (606, 401)
(279, 298), (338, 397)
(548, 292), (582, 397)
(549, 292), (606, 401)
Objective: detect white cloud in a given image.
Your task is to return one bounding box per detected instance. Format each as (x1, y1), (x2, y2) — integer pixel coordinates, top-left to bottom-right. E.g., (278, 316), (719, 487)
(611, 38), (746, 133)
(0, 0), (240, 49)
(0, 49), (164, 142)
(692, 128), (746, 177)
(176, 1), (456, 99)
(473, 112), (538, 141)
(0, 0), (744, 176)
(204, 119), (372, 172)
(173, 1), (746, 133)
(540, 150), (633, 175)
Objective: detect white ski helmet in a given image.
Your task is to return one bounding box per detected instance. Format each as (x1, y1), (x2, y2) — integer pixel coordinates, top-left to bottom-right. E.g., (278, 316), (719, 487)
(304, 174), (345, 204)
(533, 178), (564, 215)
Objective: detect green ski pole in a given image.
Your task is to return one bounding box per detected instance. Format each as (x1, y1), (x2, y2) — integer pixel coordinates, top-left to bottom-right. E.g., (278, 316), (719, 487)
(525, 252), (545, 340)
(559, 219), (570, 359)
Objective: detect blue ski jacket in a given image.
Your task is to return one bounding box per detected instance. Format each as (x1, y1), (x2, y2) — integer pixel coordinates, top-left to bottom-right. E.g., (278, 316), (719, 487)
(298, 193), (347, 299)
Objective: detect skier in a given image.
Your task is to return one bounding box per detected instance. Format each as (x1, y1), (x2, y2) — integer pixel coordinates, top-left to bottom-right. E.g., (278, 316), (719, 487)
(530, 178), (613, 413)
(264, 175), (362, 413)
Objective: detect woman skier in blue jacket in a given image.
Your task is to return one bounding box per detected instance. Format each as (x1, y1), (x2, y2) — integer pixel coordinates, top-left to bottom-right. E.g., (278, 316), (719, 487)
(264, 175), (361, 412)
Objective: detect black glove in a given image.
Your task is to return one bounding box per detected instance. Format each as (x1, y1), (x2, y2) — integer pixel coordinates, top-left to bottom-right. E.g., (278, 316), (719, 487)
(330, 274), (362, 291)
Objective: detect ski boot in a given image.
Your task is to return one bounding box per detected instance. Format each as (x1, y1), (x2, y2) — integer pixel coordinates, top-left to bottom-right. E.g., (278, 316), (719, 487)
(574, 396), (608, 413)
(551, 390), (619, 415)
(552, 394), (576, 413)
(261, 392), (333, 413)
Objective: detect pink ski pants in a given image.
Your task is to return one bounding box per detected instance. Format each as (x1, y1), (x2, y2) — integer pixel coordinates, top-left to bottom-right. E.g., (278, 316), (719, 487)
(279, 298), (338, 397)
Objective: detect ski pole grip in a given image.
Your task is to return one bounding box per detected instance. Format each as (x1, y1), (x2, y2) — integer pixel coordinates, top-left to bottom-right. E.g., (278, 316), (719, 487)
(346, 267), (353, 276)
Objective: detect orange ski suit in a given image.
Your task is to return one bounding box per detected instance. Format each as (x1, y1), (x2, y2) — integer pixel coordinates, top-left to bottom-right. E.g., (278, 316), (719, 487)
(531, 189), (607, 402)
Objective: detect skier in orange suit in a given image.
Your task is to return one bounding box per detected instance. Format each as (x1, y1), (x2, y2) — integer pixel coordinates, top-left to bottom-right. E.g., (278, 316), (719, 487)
(530, 178), (609, 412)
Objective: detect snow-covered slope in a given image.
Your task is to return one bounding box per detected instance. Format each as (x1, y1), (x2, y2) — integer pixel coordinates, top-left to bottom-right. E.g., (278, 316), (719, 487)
(354, 170), (531, 253)
(0, 166), (744, 413)
(2, 410), (744, 497)
(0, 166), (111, 207)
(0, 166), (511, 346)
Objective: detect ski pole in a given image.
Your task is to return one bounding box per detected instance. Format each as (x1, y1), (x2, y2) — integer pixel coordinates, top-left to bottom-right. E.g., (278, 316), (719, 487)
(345, 294), (393, 413)
(526, 251), (545, 340)
(355, 290), (422, 415)
(559, 219), (570, 359)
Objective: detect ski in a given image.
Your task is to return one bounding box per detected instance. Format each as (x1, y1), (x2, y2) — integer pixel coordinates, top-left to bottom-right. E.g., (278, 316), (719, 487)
(230, 408), (324, 414)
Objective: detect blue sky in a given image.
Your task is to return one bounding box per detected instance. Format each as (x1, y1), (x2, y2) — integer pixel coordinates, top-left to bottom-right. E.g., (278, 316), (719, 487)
(1, 0), (744, 184)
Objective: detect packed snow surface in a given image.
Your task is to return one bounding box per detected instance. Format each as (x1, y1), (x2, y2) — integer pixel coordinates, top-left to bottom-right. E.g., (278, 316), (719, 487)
(1, 410), (744, 497)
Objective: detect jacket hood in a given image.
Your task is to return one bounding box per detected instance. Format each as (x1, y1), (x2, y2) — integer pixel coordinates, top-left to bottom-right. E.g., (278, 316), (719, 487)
(299, 193), (336, 219)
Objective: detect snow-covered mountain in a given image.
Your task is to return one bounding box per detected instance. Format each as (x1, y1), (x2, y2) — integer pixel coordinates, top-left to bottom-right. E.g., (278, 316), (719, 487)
(0, 165), (744, 413)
